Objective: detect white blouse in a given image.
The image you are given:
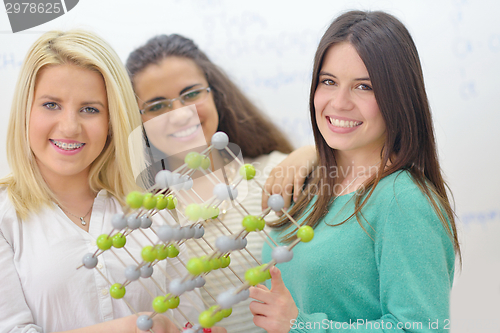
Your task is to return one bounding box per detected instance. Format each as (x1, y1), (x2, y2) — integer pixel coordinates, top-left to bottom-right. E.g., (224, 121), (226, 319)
(0, 189), (200, 333)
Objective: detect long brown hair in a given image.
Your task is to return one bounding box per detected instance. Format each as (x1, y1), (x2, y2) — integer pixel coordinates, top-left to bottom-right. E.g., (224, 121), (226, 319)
(126, 34), (293, 158)
(269, 10), (460, 260)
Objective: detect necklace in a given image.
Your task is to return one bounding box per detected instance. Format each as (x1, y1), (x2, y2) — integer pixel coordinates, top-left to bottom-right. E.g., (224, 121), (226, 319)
(336, 175), (362, 197)
(58, 203), (93, 226)
(335, 161), (381, 197)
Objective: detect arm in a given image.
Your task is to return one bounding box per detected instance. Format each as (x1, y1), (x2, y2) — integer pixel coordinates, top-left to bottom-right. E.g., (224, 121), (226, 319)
(0, 227), (42, 333)
(58, 314), (177, 333)
(262, 146), (317, 212)
(250, 189), (455, 333)
(0, 232), (179, 333)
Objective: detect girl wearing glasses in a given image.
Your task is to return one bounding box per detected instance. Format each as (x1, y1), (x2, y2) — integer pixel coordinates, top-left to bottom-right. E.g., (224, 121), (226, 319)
(0, 30), (226, 333)
(126, 34), (316, 333)
(249, 10), (460, 333)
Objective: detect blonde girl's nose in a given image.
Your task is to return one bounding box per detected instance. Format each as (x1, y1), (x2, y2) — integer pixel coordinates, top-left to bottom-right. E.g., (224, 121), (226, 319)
(58, 109), (81, 136)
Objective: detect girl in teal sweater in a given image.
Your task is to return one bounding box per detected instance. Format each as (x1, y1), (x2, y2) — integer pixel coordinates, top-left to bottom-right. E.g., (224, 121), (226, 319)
(250, 10), (460, 333)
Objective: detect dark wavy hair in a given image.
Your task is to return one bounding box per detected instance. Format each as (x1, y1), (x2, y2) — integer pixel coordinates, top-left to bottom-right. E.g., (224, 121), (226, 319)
(269, 10), (460, 261)
(126, 34), (293, 158)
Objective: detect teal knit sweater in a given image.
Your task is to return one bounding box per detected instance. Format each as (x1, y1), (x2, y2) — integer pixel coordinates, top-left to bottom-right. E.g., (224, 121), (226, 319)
(263, 171), (455, 332)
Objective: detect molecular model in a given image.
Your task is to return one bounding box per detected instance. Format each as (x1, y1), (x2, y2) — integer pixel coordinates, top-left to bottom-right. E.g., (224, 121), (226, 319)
(78, 132), (315, 333)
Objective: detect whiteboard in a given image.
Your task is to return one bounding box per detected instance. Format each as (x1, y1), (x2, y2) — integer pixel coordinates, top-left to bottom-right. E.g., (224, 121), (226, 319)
(1, 0), (499, 331)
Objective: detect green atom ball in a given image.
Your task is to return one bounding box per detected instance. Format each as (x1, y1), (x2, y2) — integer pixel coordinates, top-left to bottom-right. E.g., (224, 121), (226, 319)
(187, 257), (205, 276)
(141, 245), (157, 262)
(152, 296), (169, 313)
(221, 308), (232, 318)
(166, 244), (179, 258)
(211, 207), (220, 219)
(155, 195), (169, 210)
(220, 255), (231, 268)
(245, 266), (271, 286)
(142, 193), (157, 210)
(239, 164), (256, 180)
(209, 258), (221, 270)
(244, 267), (261, 286)
(166, 195), (177, 210)
(209, 305), (224, 322)
(242, 215), (264, 232)
(96, 234), (113, 251)
(185, 152), (202, 169)
(112, 233), (126, 248)
(258, 264), (271, 281)
(200, 156), (211, 170)
(185, 203), (202, 221)
(165, 295), (180, 309)
(155, 245), (169, 260)
(256, 217), (266, 231)
(126, 191), (144, 209)
(201, 257), (212, 273)
(201, 206), (213, 220)
(110, 283), (126, 299)
(297, 225), (314, 243)
(199, 310), (217, 328)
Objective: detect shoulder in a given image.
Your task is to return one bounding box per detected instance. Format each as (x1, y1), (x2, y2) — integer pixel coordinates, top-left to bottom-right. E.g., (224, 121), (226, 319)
(0, 187), (17, 221)
(369, 170), (426, 204)
(0, 187), (20, 241)
(364, 170), (443, 230)
(369, 170), (450, 236)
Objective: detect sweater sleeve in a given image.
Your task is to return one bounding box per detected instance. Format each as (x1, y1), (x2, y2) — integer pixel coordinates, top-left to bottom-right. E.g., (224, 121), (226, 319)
(289, 188), (455, 333)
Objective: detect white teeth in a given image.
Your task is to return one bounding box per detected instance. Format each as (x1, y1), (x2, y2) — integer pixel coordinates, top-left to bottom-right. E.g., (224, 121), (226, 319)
(51, 140), (84, 151)
(329, 117), (361, 128)
(171, 125), (199, 138)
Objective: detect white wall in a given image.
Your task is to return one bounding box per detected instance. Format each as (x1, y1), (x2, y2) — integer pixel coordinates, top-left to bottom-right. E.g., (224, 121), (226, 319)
(1, 0), (499, 331)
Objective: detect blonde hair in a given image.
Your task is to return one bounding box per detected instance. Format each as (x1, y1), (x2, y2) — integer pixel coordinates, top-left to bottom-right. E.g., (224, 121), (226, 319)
(0, 29), (143, 219)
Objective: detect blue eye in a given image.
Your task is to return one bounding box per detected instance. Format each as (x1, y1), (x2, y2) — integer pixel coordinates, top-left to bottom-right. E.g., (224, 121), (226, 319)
(81, 107), (100, 114)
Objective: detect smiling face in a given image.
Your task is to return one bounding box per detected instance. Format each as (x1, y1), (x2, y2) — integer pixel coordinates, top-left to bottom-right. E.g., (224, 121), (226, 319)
(314, 42), (386, 161)
(133, 56), (219, 156)
(29, 64), (109, 184)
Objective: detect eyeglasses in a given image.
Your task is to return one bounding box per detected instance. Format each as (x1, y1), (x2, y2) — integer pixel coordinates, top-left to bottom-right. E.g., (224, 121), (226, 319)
(139, 87), (211, 118)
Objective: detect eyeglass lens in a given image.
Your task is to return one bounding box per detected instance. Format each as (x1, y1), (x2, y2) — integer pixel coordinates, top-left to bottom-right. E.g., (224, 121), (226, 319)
(143, 87), (209, 116)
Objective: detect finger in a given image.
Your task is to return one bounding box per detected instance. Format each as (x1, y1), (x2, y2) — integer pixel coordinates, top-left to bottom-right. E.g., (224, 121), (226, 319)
(249, 299), (269, 316)
(254, 283), (270, 291)
(249, 285), (274, 304)
(281, 172), (295, 209)
(269, 266), (287, 294)
(250, 287), (276, 304)
(264, 168), (280, 195)
(263, 168), (284, 207)
(293, 171), (306, 202)
(270, 178), (285, 195)
(262, 174), (276, 209)
(262, 173), (275, 210)
(211, 327), (228, 333)
(252, 314), (268, 331)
